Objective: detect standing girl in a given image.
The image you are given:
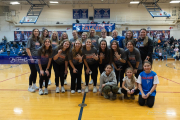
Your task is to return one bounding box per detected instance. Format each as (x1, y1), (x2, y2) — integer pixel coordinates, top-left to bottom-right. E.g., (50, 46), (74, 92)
(59, 32), (69, 85)
(125, 40), (143, 78)
(110, 40), (127, 94)
(36, 38), (52, 95)
(121, 67), (139, 100)
(70, 30), (79, 47)
(82, 39), (99, 93)
(99, 40), (110, 74)
(81, 32), (88, 46)
(99, 64), (119, 99)
(53, 39), (71, 93)
(26, 28), (41, 92)
(137, 61), (159, 108)
(69, 40), (83, 93)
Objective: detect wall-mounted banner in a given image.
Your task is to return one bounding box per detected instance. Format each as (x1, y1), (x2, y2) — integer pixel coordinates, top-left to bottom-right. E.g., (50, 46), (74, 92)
(14, 31), (66, 41)
(72, 23), (115, 32)
(94, 8), (110, 19)
(73, 9), (88, 19)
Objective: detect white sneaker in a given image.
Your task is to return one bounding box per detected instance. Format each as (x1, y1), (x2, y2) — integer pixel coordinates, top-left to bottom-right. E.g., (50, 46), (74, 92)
(89, 79), (93, 85)
(56, 87), (60, 93)
(39, 89), (43, 95)
(77, 90), (82, 93)
(64, 80), (67, 85)
(28, 86), (35, 93)
(48, 79), (51, 85)
(179, 59), (180, 61)
(175, 59), (177, 61)
(44, 88), (48, 95)
(162, 59), (164, 61)
(93, 86), (97, 93)
(61, 86), (65, 93)
(117, 88), (121, 94)
(33, 84), (39, 90)
(43, 81), (45, 86)
(85, 86), (89, 93)
(154, 59), (155, 61)
(81, 80), (84, 84)
(158, 59), (160, 61)
(71, 90), (75, 94)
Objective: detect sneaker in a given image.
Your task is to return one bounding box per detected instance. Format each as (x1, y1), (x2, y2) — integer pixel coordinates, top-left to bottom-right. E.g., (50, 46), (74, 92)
(81, 79), (84, 84)
(175, 59), (177, 61)
(162, 59), (164, 61)
(130, 95), (135, 100)
(33, 84), (39, 90)
(112, 93), (117, 100)
(44, 88), (48, 95)
(77, 90), (82, 93)
(179, 59), (180, 61)
(93, 86), (97, 93)
(39, 89), (43, 95)
(103, 93), (110, 99)
(89, 79), (93, 85)
(61, 86), (65, 93)
(117, 88), (121, 94)
(85, 86), (89, 93)
(71, 90), (75, 94)
(48, 79), (51, 85)
(43, 81), (45, 87)
(56, 87), (60, 93)
(158, 59), (160, 61)
(64, 80), (67, 85)
(28, 86), (35, 93)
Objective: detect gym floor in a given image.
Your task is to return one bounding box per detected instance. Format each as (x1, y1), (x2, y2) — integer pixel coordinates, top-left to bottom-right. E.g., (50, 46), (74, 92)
(0, 60), (180, 120)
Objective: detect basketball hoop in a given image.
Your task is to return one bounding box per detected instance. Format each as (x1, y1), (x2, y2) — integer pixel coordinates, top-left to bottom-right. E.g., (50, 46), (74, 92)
(25, 16), (29, 22)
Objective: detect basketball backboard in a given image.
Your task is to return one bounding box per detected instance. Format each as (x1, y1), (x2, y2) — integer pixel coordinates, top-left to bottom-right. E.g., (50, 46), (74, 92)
(149, 11), (171, 18)
(19, 16), (39, 24)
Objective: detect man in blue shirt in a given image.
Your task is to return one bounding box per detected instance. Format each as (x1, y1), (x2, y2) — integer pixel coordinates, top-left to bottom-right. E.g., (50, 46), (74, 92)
(110, 30), (125, 48)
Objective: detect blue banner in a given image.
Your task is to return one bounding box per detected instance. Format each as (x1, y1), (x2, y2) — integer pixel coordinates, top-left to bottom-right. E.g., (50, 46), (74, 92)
(94, 8), (110, 19)
(73, 9), (88, 19)
(72, 23), (115, 32)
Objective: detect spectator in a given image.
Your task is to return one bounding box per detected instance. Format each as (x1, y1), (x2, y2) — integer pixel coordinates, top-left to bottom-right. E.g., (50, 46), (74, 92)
(170, 36), (174, 45)
(174, 48), (180, 61)
(162, 49), (167, 60)
(158, 49), (163, 61)
(110, 30), (125, 48)
(169, 46), (174, 56)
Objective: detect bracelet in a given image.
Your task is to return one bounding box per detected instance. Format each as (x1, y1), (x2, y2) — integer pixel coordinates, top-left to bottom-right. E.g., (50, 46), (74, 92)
(148, 92), (152, 95)
(118, 58), (122, 60)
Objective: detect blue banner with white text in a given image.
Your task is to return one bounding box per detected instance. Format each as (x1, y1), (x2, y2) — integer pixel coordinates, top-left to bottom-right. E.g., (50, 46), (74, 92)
(73, 9), (88, 19)
(94, 8), (110, 19)
(72, 23), (115, 32)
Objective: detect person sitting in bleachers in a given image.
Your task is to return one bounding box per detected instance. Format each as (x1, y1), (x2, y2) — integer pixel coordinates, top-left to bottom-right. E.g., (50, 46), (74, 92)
(162, 49), (167, 60)
(174, 47), (180, 61)
(158, 49), (163, 61)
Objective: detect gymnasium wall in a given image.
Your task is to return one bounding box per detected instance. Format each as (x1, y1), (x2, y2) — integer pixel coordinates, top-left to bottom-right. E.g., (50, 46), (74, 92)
(0, 3), (179, 42)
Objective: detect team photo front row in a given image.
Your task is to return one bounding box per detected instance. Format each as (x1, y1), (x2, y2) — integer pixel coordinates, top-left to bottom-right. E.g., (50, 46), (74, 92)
(26, 28), (159, 108)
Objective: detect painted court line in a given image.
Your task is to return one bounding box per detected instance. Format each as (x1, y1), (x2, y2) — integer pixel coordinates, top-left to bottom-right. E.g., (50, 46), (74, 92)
(78, 92), (86, 120)
(0, 72), (30, 83)
(158, 75), (180, 85)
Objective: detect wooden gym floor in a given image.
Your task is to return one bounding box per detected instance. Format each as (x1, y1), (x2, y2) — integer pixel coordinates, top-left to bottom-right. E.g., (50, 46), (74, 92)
(0, 60), (180, 120)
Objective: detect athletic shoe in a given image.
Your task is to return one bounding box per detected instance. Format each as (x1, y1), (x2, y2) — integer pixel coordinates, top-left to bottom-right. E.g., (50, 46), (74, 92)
(81, 79), (84, 84)
(39, 89), (43, 95)
(44, 88), (48, 95)
(43, 81), (45, 86)
(158, 59), (160, 61)
(93, 86), (97, 93)
(64, 80), (67, 85)
(103, 93), (110, 99)
(77, 90), (82, 93)
(117, 88), (121, 94)
(112, 93), (117, 100)
(33, 84), (39, 90)
(175, 59), (176, 61)
(85, 86), (89, 93)
(61, 86), (65, 93)
(28, 86), (35, 93)
(56, 87), (60, 93)
(162, 59), (164, 61)
(48, 79), (51, 85)
(71, 90), (75, 94)
(130, 94), (135, 100)
(89, 79), (93, 85)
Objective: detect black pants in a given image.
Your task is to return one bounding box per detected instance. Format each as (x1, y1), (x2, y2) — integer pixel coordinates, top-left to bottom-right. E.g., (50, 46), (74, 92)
(48, 60), (53, 79)
(138, 95), (155, 108)
(69, 63), (83, 90)
(115, 65), (125, 88)
(84, 63), (98, 86)
(121, 88), (139, 96)
(99, 63), (106, 74)
(158, 56), (163, 60)
(53, 62), (65, 87)
(35, 64), (49, 88)
(135, 69), (143, 78)
(28, 63), (37, 86)
(176, 56), (180, 60)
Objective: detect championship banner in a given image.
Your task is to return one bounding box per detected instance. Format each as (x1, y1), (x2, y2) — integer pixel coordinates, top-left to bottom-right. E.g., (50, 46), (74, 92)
(73, 9), (88, 19)
(94, 8), (110, 19)
(72, 23), (115, 32)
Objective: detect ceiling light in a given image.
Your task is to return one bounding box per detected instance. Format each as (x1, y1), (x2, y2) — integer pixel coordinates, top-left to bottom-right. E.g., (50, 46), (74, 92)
(49, 1), (59, 3)
(170, 1), (180, 3)
(10, 2), (20, 5)
(130, 1), (139, 4)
